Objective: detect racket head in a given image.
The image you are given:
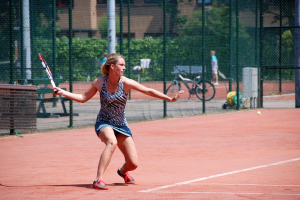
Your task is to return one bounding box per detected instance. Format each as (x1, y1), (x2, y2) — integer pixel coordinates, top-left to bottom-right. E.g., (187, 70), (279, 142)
(218, 71), (226, 79)
(94, 59), (102, 68)
(38, 53), (47, 67)
(38, 53), (57, 93)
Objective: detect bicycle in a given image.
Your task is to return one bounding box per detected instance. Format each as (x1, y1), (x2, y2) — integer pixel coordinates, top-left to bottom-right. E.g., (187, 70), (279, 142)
(166, 67), (215, 101)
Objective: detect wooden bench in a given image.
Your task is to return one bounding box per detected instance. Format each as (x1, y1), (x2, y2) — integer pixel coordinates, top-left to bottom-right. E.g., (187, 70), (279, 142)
(19, 78), (79, 118)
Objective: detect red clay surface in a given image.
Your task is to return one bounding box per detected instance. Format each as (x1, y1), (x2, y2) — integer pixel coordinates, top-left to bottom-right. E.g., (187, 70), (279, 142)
(1, 109), (299, 199)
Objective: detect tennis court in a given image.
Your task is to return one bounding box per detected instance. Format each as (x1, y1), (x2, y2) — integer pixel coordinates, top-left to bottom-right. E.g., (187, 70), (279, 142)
(0, 108), (299, 199)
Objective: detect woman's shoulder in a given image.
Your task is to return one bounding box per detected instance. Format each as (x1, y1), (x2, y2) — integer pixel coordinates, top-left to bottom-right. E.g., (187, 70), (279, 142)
(93, 76), (106, 83)
(121, 76), (135, 85)
(91, 76), (106, 89)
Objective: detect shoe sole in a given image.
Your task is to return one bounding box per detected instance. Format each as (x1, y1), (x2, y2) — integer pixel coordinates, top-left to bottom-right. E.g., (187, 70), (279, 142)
(93, 185), (108, 190)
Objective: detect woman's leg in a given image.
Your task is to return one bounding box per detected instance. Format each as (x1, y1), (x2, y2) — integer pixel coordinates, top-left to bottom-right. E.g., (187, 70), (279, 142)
(116, 134), (138, 174)
(96, 127), (118, 180)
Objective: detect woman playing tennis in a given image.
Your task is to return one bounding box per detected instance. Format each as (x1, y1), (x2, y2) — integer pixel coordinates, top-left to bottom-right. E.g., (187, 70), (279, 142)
(53, 53), (184, 190)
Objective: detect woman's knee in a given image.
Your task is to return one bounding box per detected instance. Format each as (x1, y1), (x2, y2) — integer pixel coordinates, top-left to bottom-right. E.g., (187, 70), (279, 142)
(106, 139), (118, 152)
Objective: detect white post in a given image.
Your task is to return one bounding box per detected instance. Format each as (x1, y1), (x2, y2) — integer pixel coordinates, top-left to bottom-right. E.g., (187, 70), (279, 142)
(23, 0), (31, 79)
(107, 0), (116, 54)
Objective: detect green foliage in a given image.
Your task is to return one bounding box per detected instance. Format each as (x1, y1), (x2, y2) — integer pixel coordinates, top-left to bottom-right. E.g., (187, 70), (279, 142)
(30, 0), (61, 39)
(29, 2), (260, 82)
(55, 37), (108, 81)
(98, 14), (120, 39)
(178, 3), (254, 72)
(158, 0), (191, 35)
(281, 30), (294, 64)
(263, 29), (295, 81)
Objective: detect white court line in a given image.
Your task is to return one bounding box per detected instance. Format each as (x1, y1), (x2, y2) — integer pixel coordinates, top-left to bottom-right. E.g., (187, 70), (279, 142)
(264, 93), (295, 98)
(192, 183), (300, 187)
(153, 191), (300, 196)
(139, 157), (300, 193)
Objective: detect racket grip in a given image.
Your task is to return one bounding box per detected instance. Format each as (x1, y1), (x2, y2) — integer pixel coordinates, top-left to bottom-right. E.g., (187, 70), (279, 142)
(50, 80), (58, 94)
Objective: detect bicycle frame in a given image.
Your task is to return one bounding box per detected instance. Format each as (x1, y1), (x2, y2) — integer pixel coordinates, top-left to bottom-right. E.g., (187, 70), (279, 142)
(174, 74), (200, 96)
(167, 67), (215, 101)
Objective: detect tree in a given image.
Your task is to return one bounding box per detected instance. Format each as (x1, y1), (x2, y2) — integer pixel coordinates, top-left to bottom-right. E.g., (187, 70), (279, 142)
(177, 3), (253, 68)
(158, 0), (191, 37)
(98, 13), (120, 39)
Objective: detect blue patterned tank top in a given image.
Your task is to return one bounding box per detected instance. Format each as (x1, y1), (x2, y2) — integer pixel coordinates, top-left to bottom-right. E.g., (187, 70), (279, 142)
(96, 76), (128, 125)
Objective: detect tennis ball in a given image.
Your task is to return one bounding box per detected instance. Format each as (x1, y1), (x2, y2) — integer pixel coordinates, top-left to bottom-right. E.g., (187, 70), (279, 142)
(257, 111), (261, 115)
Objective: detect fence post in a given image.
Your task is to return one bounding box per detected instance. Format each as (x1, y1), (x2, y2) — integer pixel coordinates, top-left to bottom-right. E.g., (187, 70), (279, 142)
(296, 0), (300, 108)
(236, 0), (240, 110)
(202, 0), (205, 113)
(229, 0), (233, 92)
(52, 0), (57, 107)
(120, 0), (123, 54)
(10, 0), (14, 84)
(128, 0), (131, 100)
(163, 0), (167, 118)
(259, 0), (264, 108)
(69, 0), (73, 128)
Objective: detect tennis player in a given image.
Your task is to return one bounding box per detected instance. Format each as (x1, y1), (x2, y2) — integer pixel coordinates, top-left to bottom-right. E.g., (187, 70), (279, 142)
(52, 53), (184, 190)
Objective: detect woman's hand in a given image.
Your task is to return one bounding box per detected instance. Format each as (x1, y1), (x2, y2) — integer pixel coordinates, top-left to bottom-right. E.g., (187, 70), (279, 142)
(170, 90), (184, 102)
(52, 87), (64, 95)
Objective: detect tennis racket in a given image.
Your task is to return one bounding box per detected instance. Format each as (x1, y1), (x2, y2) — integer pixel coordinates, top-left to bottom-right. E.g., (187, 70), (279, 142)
(38, 53), (58, 94)
(94, 59), (102, 68)
(218, 70), (226, 79)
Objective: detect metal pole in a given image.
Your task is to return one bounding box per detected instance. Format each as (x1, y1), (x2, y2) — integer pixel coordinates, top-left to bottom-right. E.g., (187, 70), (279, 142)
(295, 0), (300, 108)
(69, 0), (73, 128)
(229, 0), (233, 92)
(255, 0), (258, 66)
(120, 0), (123, 54)
(20, 0), (24, 80)
(259, 0), (264, 108)
(236, 0), (240, 110)
(202, 0), (205, 113)
(279, 0), (282, 94)
(52, 0), (57, 107)
(128, 0), (131, 99)
(163, 0), (167, 117)
(9, 0), (15, 135)
(9, 0), (14, 84)
(52, 0), (56, 78)
(107, 0), (116, 54)
(23, 0), (31, 80)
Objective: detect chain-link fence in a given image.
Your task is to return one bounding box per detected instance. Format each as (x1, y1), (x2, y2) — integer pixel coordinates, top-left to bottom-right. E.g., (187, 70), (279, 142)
(262, 0), (298, 108)
(0, 0), (298, 134)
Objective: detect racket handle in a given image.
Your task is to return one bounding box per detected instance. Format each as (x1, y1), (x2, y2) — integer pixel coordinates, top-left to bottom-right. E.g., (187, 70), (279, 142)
(50, 80), (58, 94)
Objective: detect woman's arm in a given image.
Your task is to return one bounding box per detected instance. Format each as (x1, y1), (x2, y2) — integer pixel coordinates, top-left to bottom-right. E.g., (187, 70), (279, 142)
(52, 78), (100, 103)
(124, 78), (184, 102)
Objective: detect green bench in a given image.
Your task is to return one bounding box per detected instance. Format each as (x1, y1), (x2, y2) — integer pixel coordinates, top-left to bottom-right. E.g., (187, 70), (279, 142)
(19, 78), (79, 118)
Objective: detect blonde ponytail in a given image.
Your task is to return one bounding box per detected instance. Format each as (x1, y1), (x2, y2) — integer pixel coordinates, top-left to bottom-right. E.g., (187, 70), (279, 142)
(101, 62), (109, 76)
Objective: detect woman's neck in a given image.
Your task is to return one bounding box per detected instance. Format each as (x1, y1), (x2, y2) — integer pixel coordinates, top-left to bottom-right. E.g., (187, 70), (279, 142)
(106, 75), (119, 86)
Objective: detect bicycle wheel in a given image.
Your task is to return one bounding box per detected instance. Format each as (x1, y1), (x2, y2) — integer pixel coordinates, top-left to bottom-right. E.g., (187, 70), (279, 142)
(195, 80), (215, 101)
(166, 82), (181, 96)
